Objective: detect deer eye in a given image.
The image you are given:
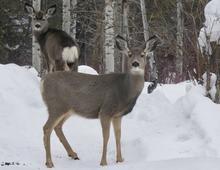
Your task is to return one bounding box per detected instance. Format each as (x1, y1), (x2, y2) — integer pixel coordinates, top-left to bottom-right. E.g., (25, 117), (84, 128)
(141, 52), (146, 57)
(128, 52), (132, 57)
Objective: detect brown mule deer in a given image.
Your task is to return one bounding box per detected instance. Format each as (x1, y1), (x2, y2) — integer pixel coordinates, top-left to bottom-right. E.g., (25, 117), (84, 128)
(24, 3), (79, 73)
(41, 35), (160, 168)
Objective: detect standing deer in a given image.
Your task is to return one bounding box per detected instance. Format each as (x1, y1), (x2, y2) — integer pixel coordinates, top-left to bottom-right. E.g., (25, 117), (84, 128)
(41, 35), (160, 168)
(24, 3), (79, 73)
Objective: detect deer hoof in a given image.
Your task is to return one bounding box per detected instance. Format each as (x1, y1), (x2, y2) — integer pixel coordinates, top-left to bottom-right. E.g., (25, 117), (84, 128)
(116, 157), (124, 163)
(45, 161), (54, 168)
(73, 157), (80, 160)
(100, 160), (107, 166)
(69, 153), (79, 160)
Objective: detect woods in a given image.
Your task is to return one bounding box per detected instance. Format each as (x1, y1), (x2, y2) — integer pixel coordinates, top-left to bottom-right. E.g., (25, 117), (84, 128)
(0, 0), (219, 91)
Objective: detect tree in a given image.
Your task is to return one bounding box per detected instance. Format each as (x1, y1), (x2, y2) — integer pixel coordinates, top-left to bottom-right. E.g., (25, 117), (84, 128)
(104, 0), (115, 73)
(176, 0), (184, 80)
(32, 0), (41, 73)
(70, 0), (77, 39)
(62, 0), (71, 34)
(140, 0), (157, 81)
(121, 0), (129, 72)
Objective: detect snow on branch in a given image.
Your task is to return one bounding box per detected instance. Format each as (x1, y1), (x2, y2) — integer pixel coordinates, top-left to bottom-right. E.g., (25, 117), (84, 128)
(4, 44), (20, 51)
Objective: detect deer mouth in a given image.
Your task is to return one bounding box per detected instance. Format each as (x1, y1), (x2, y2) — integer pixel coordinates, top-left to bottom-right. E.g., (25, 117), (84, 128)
(130, 67), (144, 75)
(34, 23), (42, 31)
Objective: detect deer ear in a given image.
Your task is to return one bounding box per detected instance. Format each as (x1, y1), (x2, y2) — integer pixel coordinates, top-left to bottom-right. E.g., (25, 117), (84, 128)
(145, 35), (161, 52)
(115, 35), (129, 54)
(24, 3), (35, 16)
(46, 4), (56, 18)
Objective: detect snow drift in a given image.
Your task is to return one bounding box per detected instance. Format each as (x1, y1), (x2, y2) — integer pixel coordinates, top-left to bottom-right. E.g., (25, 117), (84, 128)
(0, 64), (220, 170)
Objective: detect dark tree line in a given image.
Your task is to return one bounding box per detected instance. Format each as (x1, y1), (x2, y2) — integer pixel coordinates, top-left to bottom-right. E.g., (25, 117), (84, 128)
(0, 0), (212, 83)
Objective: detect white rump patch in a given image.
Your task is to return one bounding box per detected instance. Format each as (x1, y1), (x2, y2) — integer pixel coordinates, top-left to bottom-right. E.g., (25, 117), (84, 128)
(62, 46), (79, 63)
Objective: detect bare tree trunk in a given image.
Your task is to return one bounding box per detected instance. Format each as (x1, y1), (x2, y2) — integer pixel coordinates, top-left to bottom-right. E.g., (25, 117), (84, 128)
(122, 0), (129, 72)
(32, 0), (41, 73)
(140, 0), (149, 41)
(104, 0), (115, 73)
(140, 0), (157, 81)
(114, 0), (122, 73)
(70, 0), (77, 39)
(176, 0), (184, 78)
(63, 0), (76, 39)
(204, 28), (212, 99)
(62, 0), (71, 34)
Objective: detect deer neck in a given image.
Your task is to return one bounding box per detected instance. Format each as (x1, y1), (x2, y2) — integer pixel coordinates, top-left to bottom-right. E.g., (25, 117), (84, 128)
(125, 73), (145, 99)
(33, 25), (49, 41)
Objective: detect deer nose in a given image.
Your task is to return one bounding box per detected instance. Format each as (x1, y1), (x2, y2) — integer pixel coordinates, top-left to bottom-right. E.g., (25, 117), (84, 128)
(35, 24), (41, 28)
(132, 61), (140, 67)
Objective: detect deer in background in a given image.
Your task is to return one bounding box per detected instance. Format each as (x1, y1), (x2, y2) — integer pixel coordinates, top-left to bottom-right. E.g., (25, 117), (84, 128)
(24, 3), (79, 73)
(41, 35), (160, 168)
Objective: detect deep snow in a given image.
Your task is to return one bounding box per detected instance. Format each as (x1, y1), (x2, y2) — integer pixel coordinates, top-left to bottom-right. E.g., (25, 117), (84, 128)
(0, 64), (220, 170)
(199, 0), (220, 53)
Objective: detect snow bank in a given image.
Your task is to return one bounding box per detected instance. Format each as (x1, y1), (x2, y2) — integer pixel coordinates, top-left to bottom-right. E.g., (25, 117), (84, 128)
(175, 84), (220, 156)
(0, 64), (220, 170)
(78, 65), (98, 75)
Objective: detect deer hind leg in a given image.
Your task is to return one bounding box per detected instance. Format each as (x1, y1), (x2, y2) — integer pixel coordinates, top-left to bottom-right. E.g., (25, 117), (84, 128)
(43, 115), (65, 168)
(100, 114), (111, 166)
(49, 63), (54, 73)
(55, 59), (65, 71)
(67, 60), (78, 72)
(112, 116), (124, 163)
(54, 114), (79, 160)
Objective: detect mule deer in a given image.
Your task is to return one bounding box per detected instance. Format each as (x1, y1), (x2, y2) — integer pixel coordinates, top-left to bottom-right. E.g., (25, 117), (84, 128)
(41, 35), (160, 168)
(24, 3), (79, 73)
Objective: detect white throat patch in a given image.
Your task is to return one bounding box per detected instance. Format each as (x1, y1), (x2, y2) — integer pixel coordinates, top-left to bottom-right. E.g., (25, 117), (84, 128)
(130, 67), (145, 75)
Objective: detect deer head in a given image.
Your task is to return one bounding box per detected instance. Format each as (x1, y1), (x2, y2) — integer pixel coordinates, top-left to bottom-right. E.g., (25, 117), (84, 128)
(116, 35), (160, 75)
(24, 3), (56, 33)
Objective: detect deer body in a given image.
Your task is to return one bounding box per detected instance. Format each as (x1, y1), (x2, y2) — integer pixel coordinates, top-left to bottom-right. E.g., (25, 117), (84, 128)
(42, 72), (144, 119)
(25, 3), (79, 73)
(41, 35), (160, 168)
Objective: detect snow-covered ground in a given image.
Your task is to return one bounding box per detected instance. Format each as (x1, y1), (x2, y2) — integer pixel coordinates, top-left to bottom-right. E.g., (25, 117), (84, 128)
(1, 63), (220, 170)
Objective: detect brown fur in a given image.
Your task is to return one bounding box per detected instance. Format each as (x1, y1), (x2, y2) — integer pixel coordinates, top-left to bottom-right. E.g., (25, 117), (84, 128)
(25, 3), (79, 73)
(41, 35), (160, 168)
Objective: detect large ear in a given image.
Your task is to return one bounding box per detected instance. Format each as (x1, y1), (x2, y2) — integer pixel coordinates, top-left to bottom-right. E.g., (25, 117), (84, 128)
(145, 35), (161, 52)
(24, 3), (35, 16)
(46, 5), (57, 18)
(115, 35), (129, 53)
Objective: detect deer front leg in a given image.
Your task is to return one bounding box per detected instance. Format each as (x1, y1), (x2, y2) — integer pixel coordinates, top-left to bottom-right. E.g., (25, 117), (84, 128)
(43, 115), (64, 168)
(54, 116), (79, 160)
(112, 116), (124, 163)
(100, 114), (111, 166)
(43, 118), (56, 168)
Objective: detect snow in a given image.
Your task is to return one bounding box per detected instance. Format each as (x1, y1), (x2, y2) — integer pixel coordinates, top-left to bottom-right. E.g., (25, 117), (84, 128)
(198, 0), (220, 53)
(1, 64), (220, 170)
(78, 65), (98, 75)
(202, 72), (217, 100)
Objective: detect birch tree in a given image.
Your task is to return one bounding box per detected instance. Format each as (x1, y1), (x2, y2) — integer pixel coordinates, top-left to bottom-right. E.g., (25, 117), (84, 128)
(32, 0), (41, 73)
(62, 0), (71, 35)
(63, 0), (77, 39)
(176, 0), (184, 78)
(122, 0), (129, 72)
(140, 0), (157, 81)
(104, 0), (115, 73)
(114, 0), (122, 72)
(70, 0), (77, 39)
